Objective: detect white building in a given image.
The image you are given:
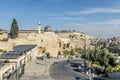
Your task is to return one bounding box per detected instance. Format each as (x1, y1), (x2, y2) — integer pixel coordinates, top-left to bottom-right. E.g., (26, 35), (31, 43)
(0, 45), (38, 80)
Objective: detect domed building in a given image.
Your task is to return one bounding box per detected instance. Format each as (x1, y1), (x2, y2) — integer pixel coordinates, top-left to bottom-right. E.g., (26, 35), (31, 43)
(44, 25), (52, 32)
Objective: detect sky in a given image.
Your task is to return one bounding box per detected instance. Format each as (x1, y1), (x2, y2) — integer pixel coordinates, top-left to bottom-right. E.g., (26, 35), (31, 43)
(0, 0), (120, 38)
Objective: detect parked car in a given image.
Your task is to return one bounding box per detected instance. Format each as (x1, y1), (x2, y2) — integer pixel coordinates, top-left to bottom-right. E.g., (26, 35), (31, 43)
(70, 62), (81, 67)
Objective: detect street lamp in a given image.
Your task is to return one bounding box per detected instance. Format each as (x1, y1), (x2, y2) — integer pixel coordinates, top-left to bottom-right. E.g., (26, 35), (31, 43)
(89, 38), (99, 80)
(42, 42), (47, 74)
(83, 33), (87, 73)
(43, 47), (46, 73)
(83, 34), (93, 80)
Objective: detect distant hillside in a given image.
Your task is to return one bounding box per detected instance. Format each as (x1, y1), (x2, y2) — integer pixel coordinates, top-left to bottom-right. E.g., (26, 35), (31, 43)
(0, 29), (4, 31)
(56, 30), (97, 49)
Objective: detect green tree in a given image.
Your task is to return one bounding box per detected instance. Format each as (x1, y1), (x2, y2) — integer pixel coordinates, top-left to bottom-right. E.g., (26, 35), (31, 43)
(93, 48), (101, 61)
(82, 48), (117, 72)
(63, 50), (71, 55)
(108, 43), (118, 53)
(108, 54), (117, 67)
(98, 48), (109, 71)
(10, 18), (19, 39)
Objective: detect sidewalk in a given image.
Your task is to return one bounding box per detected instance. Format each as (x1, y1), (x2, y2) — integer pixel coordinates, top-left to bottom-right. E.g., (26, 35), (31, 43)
(20, 59), (54, 80)
(20, 58), (67, 80)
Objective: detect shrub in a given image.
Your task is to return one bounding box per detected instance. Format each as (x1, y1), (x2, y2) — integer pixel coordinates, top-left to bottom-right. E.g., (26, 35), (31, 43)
(63, 50), (71, 55)
(0, 49), (6, 52)
(2, 38), (9, 41)
(0, 32), (3, 35)
(0, 38), (9, 42)
(107, 64), (120, 72)
(46, 52), (51, 59)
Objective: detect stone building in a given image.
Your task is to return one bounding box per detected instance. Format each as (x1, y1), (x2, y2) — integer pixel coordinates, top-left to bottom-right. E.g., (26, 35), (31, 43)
(0, 31), (8, 41)
(44, 25), (52, 32)
(0, 22), (96, 57)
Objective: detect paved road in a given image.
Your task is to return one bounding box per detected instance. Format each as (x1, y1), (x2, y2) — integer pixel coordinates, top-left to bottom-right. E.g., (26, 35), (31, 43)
(49, 59), (89, 80)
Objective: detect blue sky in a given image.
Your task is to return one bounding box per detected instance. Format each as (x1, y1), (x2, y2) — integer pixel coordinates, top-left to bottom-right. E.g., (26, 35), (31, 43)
(0, 0), (120, 38)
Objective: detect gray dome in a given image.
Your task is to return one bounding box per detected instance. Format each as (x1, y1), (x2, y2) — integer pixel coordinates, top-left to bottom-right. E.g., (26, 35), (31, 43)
(44, 25), (52, 32)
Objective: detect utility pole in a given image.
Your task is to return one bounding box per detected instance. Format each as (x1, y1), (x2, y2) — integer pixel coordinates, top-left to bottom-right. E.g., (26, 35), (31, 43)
(89, 39), (94, 80)
(83, 33), (87, 73)
(84, 33), (93, 80)
(43, 41), (46, 74)
(43, 52), (46, 73)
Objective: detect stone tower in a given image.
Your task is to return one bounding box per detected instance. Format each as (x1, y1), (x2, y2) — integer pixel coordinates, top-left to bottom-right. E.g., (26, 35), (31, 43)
(38, 22), (41, 34)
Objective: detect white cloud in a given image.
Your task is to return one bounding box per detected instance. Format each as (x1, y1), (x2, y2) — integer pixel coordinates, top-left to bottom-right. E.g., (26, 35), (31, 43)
(68, 19), (120, 27)
(42, 13), (61, 16)
(51, 17), (83, 21)
(67, 8), (120, 15)
(66, 19), (120, 38)
(88, 19), (120, 26)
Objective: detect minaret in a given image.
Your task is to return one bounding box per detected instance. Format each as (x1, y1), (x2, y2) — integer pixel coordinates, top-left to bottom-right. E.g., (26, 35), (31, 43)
(38, 21), (41, 35)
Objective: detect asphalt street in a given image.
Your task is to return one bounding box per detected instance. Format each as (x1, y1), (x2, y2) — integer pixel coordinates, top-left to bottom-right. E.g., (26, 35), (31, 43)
(49, 59), (89, 80)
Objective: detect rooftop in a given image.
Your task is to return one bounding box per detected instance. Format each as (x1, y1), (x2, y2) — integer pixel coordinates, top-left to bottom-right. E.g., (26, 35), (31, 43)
(0, 60), (5, 68)
(0, 45), (37, 59)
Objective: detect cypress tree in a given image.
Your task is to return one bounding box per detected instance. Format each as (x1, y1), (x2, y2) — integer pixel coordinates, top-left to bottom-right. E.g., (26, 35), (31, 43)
(10, 18), (19, 39)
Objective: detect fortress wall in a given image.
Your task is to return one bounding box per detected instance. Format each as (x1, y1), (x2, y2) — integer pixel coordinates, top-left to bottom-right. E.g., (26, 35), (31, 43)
(0, 33), (8, 40)
(0, 31), (96, 57)
(18, 33), (29, 38)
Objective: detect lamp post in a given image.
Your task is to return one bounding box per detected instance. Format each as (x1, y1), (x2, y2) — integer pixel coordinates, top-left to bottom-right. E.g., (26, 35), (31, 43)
(83, 33), (87, 73)
(43, 47), (46, 73)
(89, 38), (98, 80)
(42, 36), (47, 74)
(44, 53), (46, 73)
(84, 34), (93, 80)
